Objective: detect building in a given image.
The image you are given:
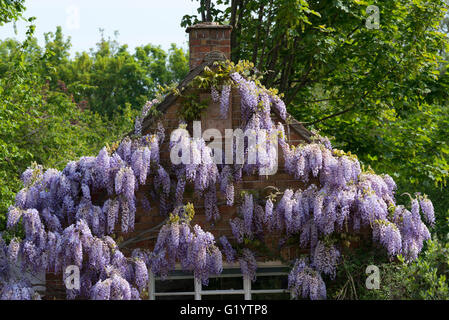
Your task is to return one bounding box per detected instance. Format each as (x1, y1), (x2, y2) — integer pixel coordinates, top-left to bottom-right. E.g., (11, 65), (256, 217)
(44, 22), (316, 300)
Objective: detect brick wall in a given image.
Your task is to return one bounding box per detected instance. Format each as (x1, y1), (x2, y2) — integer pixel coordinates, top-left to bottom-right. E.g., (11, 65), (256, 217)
(129, 87), (310, 261)
(186, 22), (232, 70)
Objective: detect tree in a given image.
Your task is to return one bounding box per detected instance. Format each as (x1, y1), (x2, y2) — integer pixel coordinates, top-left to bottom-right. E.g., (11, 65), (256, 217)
(0, 23), (190, 229)
(168, 43), (190, 84)
(39, 28), (189, 118)
(0, 35), (137, 231)
(0, 0), (25, 25)
(182, 0), (449, 234)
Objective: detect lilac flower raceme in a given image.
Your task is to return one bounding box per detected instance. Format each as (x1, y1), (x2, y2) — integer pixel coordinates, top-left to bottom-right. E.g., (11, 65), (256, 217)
(219, 165), (234, 206)
(242, 194), (254, 237)
(154, 165), (171, 195)
(225, 183), (234, 206)
(131, 147), (149, 185)
(7, 238), (20, 264)
(372, 220), (402, 257)
(418, 195), (435, 226)
(115, 167), (135, 202)
(211, 86), (220, 102)
(220, 85), (231, 119)
(150, 135), (160, 164)
(175, 177), (186, 206)
(312, 242), (340, 280)
(133, 258), (148, 291)
(239, 248), (257, 281)
(264, 198), (274, 226)
(253, 204), (265, 236)
(258, 91), (272, 130)
(204, 186), (220, 221)
(134, 99), (159, 136)
(94, 147), (110, 189)
(229, 218), (245, 243)
(219, 236), (236, 263)
(288, 259), (326, 300)
(1, 280), (36, 300)
(110, 274), (131, 300)
(269, 95), (287, 120)
(6, 207), (22, 230)
(230, 72), (258, 124)
(156, 121), (165, 145)
(277, 189), (294, 230)
(141, 99), (159, 120)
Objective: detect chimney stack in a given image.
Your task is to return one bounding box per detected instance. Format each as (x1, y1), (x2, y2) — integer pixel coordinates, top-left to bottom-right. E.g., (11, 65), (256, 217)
(186, 22), (232, 70)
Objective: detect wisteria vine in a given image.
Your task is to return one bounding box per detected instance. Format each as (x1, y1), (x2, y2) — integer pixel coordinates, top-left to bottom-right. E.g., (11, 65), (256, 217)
(0, 61), (435, 300)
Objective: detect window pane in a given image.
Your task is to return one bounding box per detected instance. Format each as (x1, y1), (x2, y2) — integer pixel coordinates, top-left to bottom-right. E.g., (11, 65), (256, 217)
(202, 277), (243, 291)
(155, 279), (194, 293)
(156, 295), (194, 300)
(202, 294), (244, 300)
(252, 293), (290, 300)
(252, 275), (288, 290)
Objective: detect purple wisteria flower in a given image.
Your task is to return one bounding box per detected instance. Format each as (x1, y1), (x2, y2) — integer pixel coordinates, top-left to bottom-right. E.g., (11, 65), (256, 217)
(219, 236), (236, 263)
(288, 259), (326, 300)
(239, 248), (257, 281)
(0, 69), (436, 301)
(373, 220), (402, 257)
(312, 241), (340, 279)
(220, 85), (231, 119)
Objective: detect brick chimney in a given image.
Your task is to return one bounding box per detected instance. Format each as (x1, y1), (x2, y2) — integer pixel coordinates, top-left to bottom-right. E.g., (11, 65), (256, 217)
(186, 22), (232, 70)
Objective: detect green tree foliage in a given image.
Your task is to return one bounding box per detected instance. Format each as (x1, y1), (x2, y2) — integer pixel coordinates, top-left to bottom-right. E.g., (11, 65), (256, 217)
(0, 40), (136, 230)
(328, 239), (449, 300)
(183, 0), (449, 235)
(38, 27), (189, 118)
(0, 25), (189, 229)
(0, 0), (25, 25)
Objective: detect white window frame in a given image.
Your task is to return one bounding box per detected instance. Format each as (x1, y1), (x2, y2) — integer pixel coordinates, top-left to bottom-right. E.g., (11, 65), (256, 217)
(148, 262), (292, 300)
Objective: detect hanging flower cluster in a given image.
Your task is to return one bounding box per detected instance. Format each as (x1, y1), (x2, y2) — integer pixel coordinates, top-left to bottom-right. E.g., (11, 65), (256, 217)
(0, 97), (169, 299)
(229, 139), (433, 298)
(169, 127), (220, 221)
(149, 205), (222, 285)
(228, 72), (281, 177)
(0, 62), (435, 300)
(288, 259), (327, 300)
(211, 84), (231, 119)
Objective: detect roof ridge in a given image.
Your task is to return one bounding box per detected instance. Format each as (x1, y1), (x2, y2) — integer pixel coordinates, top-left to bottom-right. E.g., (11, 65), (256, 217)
(139, 58), (313, 142)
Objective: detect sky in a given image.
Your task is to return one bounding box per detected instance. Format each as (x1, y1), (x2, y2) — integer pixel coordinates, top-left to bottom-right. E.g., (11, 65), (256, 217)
(0, 0), (200, 56)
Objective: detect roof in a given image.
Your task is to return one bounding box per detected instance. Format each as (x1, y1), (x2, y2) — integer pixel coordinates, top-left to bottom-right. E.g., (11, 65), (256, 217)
(140, 52), (313, 142)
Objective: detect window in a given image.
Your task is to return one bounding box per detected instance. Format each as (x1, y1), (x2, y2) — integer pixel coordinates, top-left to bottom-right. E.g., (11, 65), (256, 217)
(148, 263), (291, 300)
